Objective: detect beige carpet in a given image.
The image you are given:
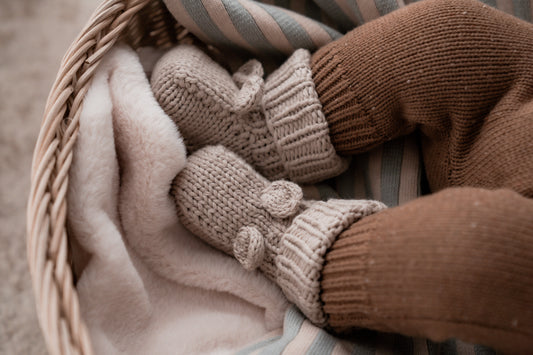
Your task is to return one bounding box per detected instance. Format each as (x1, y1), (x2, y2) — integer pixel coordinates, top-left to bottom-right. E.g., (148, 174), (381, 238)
(0, 1), (99, 353)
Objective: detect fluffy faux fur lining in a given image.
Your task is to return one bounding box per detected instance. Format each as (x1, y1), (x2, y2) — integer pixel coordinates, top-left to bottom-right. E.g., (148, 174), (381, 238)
(67, 45), (288, 354)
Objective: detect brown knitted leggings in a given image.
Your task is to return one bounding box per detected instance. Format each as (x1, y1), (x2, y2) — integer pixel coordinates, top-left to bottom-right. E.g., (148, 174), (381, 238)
(310, 0), (533, 353)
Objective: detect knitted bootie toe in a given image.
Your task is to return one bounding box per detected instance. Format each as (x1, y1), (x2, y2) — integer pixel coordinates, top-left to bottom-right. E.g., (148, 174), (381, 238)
(152, 45), (347, 184)
(172, 145), (386, 324)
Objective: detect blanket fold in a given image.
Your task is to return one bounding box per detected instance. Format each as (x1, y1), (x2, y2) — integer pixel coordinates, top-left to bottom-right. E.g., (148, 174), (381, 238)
(68, 45), (289, 354)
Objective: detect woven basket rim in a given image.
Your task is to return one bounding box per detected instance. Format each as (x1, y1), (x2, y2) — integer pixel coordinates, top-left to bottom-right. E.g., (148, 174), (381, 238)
(26, 0), (185, 353)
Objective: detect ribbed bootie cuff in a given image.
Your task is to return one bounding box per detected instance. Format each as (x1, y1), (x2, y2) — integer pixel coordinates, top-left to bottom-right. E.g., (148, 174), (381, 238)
(276, 199), (386, 326)
(263, 49), (349, 184)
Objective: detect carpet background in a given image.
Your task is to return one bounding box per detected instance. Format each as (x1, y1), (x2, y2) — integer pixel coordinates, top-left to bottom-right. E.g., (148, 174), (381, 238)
(0, 0), (99, 353)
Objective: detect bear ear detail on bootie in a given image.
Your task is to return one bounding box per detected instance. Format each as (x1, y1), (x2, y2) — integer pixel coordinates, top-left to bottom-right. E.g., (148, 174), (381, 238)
(232, 59), (265, 114)
(260, 181), (303, 219)
(233, 180), (303, 271)
(234, 226), (265, 271)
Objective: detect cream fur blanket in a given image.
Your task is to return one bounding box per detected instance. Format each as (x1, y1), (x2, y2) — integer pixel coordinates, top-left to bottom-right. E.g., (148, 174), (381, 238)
(67, 45), (289, 354)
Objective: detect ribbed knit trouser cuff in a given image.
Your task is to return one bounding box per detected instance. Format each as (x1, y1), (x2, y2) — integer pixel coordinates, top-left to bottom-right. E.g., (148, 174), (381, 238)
(310, 0), (533, 194)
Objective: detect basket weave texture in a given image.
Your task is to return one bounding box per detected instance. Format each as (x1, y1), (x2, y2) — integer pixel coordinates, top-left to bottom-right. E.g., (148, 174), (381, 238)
(26, 1), (187, 353)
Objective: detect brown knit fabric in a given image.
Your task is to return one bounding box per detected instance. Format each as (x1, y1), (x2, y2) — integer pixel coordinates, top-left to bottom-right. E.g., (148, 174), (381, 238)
(312, 0), (533, 352)
(322, 188), (533, 354)
(311, 0), (533, 196)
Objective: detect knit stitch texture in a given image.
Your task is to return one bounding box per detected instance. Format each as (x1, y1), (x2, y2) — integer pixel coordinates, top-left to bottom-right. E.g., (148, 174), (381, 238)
(309, 0), (533, 352)
(152, 45), (347, 183)
(172, 145), (385, 324)
(311, 0), (533, 195)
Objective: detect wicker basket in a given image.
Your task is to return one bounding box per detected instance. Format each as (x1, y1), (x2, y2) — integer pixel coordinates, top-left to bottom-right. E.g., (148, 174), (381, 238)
(26, 1), (189, 353)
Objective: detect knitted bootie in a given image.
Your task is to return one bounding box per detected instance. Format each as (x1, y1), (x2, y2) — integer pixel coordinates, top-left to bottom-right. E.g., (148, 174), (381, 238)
(152, 45), (347, 184)
(172, 145), (386, 325)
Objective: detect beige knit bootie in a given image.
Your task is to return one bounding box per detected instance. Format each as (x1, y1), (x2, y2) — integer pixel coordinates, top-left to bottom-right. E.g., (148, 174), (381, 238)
(152, 45), (347, 184)
(173, 145), (386, 325)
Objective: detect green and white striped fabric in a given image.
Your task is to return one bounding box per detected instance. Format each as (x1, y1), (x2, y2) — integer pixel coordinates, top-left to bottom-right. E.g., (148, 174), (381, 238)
(160, 0), (533, 353)
(164, 0), (533, 58)
(303, 135), (422, 206)
(237, 306), (498, 354)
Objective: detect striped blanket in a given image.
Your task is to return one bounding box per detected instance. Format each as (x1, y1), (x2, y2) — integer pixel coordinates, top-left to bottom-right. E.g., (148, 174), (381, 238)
(164, 0), (532, 57)
(237, 306), (497, 354)
(161, 0), (532, 353)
